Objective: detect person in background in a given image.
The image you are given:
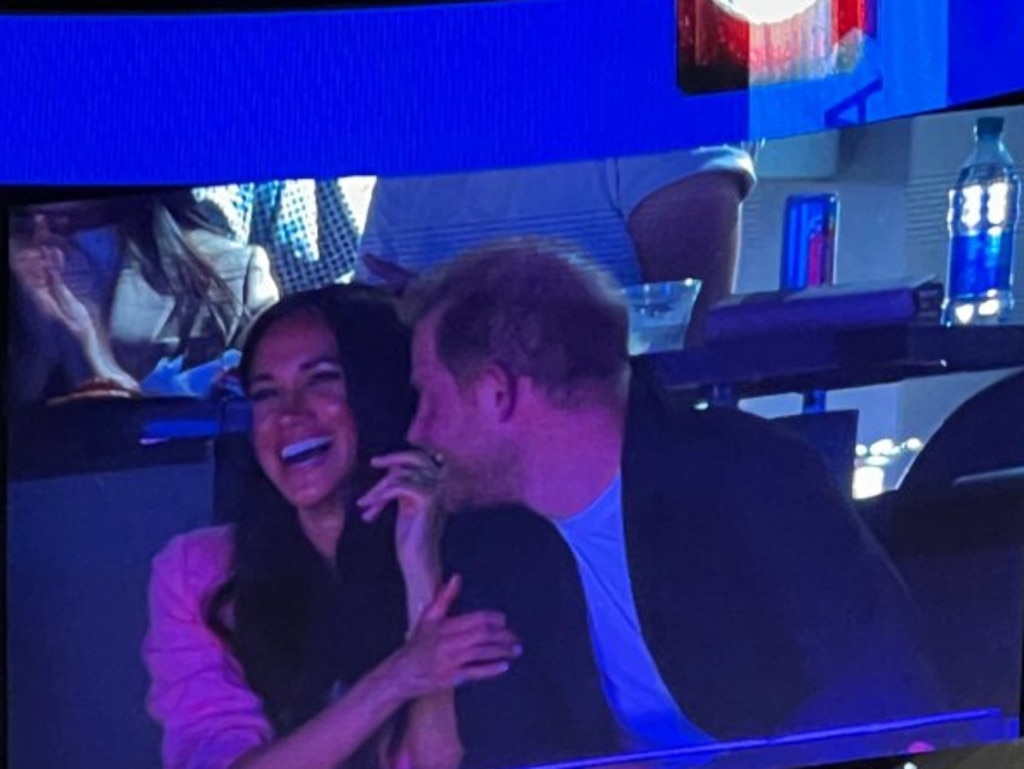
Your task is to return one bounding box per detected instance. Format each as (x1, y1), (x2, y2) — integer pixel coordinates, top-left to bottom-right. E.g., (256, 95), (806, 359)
(143, 285), (521, 769)
(194, 179), (362, 294)
(399, 238), (945, 769)
(359, 146), (756, 344)
(8, 191), (280, 401)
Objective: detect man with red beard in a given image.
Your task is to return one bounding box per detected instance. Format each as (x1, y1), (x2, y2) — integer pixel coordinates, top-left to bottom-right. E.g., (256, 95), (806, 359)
(399, 237), (945, 769)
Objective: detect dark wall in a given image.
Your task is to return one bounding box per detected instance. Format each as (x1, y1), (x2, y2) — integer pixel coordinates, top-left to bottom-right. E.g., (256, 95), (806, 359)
(8, 461), (215, 769)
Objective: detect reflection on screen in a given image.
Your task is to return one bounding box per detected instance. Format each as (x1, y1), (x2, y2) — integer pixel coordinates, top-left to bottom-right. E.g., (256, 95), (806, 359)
(6, 102), (1024, 769)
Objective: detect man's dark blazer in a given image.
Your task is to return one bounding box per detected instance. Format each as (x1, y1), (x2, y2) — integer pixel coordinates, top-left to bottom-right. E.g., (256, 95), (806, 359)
(442, 374), (945, 769)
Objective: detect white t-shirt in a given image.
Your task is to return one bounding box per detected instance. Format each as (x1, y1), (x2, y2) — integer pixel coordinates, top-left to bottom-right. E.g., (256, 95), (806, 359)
(554, 473), (711, 752)
(358, 147), (756, 289)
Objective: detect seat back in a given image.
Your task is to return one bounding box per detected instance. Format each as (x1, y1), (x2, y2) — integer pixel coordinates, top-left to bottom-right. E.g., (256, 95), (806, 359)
(860, 480), (1024, 716)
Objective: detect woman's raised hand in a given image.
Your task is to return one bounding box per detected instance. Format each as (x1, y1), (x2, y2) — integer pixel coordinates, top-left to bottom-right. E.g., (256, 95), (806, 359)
(358, 449), (445, 569)
(358, 454), (521, 699)
(388, 575), (521, 700)
(12, 241), (97, 343)
(11, 239), (139, 393)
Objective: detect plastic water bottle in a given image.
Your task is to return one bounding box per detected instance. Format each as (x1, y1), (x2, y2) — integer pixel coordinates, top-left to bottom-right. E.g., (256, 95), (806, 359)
(945, 116), (1020, 325)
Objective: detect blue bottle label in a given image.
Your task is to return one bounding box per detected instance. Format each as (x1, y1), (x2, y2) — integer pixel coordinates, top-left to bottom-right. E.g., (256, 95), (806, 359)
(947, 230), (1015, 298)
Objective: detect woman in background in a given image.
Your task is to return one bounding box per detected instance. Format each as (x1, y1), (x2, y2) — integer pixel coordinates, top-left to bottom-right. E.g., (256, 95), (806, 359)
(143, 285), (520, 769)
(8, 191), (280, 401)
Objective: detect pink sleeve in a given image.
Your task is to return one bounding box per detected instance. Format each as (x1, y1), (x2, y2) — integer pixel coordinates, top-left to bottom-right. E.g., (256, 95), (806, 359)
(142, 527), (273, 769)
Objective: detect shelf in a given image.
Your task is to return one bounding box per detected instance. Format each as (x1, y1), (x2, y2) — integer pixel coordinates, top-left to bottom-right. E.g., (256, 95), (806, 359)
(650, 322), (1024, 402)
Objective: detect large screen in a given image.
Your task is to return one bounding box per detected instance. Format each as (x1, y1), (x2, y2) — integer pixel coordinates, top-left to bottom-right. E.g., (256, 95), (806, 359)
(5, 2), (1024, 769)
(6, 96), (1024, 769)
(3, 1), (1024, 183)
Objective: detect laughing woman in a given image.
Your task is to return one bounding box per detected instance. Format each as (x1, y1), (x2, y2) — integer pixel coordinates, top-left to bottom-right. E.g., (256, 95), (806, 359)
(142, 285), (520, 769)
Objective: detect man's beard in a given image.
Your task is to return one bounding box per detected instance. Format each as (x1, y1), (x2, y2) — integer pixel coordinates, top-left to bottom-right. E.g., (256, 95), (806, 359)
(440, 451), (521, 514)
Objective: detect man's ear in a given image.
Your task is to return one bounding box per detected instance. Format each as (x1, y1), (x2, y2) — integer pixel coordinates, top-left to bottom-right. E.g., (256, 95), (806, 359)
(475, 362), (518, 423)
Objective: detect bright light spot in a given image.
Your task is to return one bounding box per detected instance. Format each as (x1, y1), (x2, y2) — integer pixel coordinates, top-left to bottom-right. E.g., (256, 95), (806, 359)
(854, 466), (886, 499)
(855, 444), (868, 458)
(713, 0), (818, 24)
(906, 437), (924, 452)
(870, 438), (897, 456)
(960, 185), (984, 229)
(978, 297), (1003, 317)
(987, 182), (1010, 226)
(954, 303), (976, 324)
(902, 763), (918, 769)
(865, 455), (890, 467)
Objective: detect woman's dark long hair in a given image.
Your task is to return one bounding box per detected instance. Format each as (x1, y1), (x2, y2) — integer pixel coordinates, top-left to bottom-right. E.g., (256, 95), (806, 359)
(116, 190), (248, 353)
(207, 284), (417, 739)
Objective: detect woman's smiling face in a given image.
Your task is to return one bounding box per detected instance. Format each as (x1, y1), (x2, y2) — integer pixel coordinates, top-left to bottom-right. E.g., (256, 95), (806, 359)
(247, 310), (359, 515)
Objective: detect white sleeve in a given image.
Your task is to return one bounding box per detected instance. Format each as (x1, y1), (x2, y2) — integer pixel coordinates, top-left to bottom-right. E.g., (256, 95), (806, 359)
(613, 146), (757, 219)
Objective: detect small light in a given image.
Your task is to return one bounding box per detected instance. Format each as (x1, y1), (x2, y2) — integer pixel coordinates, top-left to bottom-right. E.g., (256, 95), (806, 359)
(978, 297), (1003, 317)
(902, 762), (918, 769)
(905, 437), (924, 452)
(853, 466), (886, 499)
(960, 184), (984, 229)
(865, 455), (890, 467)
(869, 438), (897, 456)
(987, 182), (1010, 226)
(954, 303), (976, 324)
(855, 444), (868, 458)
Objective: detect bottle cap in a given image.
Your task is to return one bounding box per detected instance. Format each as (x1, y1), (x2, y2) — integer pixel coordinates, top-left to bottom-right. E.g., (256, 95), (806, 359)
(976, 116), (1005, 138)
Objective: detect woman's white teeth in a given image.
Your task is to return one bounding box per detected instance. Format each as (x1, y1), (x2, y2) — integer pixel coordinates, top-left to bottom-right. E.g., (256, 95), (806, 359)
(281, 436), (332, 461)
